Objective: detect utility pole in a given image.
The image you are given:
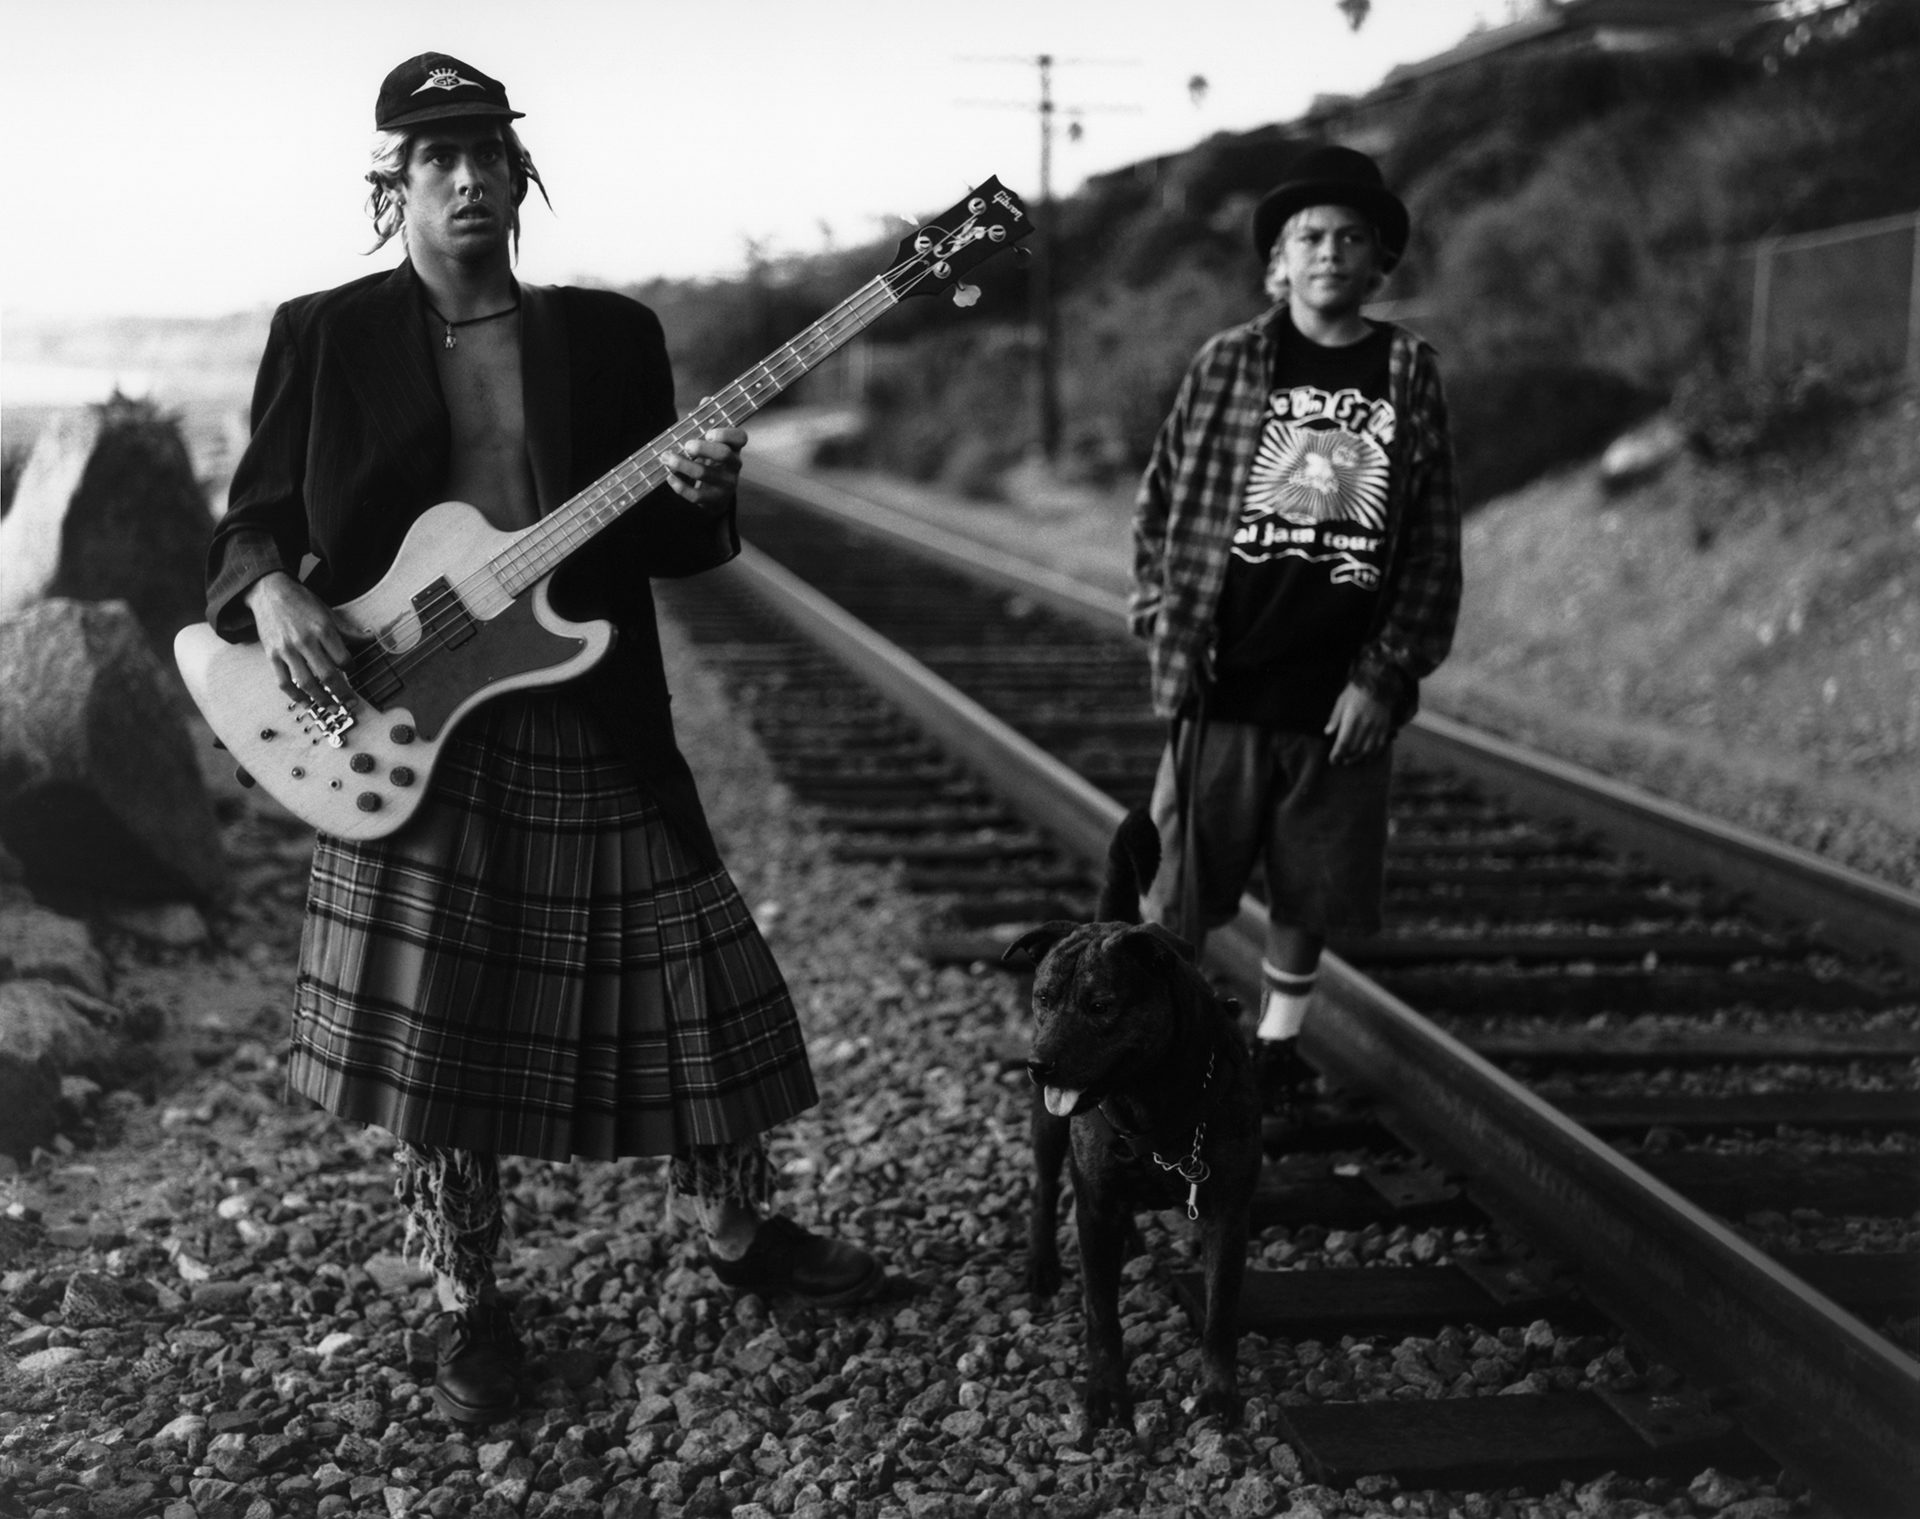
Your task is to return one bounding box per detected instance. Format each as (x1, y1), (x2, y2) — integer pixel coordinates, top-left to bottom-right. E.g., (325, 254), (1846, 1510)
(1033, 53), (1062, 464)
(959, 55), (1137, 466)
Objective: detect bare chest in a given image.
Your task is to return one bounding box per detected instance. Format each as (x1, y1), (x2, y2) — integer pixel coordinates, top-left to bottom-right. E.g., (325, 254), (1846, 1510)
(429, 315), (538, 531)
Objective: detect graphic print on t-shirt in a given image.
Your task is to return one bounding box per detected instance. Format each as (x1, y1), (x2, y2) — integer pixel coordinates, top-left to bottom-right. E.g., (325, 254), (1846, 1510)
(1236, 384), (1395, 587)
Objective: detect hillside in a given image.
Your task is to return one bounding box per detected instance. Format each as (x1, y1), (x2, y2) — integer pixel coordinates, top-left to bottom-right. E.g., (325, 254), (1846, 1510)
(1429, 389), (1920, 890)
(766, 0), (1920, 510)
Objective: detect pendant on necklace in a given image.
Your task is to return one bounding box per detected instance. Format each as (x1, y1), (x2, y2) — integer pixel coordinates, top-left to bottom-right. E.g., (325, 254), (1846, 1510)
(443, 326), (457, 350)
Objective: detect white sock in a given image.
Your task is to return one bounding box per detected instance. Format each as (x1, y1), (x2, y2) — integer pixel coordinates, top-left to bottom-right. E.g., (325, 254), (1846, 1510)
(1257, 962), (1316, 1042)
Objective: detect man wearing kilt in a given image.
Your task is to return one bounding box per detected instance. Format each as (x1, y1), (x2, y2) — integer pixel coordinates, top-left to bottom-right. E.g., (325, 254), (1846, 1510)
(203, 52), (882, 1425)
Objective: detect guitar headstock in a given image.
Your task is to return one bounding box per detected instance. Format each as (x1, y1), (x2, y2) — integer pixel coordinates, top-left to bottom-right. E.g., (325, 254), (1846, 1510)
(886, 177), (1033, 305)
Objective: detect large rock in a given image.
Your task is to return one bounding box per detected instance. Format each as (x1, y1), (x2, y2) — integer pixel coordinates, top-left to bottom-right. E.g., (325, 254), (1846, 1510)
(0, 599), (227, 901)
(0, 903), (109, 998)
(0, 395), (213, 657)
(0, 979), (120, 1080)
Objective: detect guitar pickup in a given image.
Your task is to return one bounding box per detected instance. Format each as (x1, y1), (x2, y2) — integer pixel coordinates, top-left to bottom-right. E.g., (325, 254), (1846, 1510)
(415, 577), (478, 649)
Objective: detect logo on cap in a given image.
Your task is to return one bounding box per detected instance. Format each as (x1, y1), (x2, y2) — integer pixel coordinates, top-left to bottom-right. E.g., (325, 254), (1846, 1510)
(413, 66), (480, 95)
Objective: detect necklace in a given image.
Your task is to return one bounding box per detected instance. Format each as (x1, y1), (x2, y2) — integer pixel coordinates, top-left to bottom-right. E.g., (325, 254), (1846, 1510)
(423, 293), (520, 350)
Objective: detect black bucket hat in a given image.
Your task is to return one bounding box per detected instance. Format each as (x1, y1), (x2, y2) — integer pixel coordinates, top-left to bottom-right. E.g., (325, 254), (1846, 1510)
(375, 52), (524, 132)
(1252, 144), (1409, 272)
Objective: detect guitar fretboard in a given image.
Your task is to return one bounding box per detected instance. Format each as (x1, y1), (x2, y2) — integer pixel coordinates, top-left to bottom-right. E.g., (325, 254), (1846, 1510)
(489, 275), (900, 596)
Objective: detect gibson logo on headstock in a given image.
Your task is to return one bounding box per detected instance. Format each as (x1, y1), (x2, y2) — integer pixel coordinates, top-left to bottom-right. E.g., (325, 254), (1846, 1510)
(992, 189), (1026, 221)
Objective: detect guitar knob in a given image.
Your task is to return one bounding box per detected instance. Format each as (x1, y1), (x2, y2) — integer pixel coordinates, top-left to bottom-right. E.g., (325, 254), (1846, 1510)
(390, 724), (415, 745)
(389, 767), (415, 787)
(234, 767), (255, 789)
(355, 792), (382, 813)
(350, 753), (376, 773)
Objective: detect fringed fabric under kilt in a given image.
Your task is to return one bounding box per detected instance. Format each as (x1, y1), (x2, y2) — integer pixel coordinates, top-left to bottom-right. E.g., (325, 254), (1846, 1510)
(286, 689), (819, 1162)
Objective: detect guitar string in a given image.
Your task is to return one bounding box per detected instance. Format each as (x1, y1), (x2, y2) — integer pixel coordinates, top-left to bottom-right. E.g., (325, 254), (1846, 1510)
(489, 278), (895, 590)
(332, 291), (882, 693)
(388, 221), (981, 655)
(484, 249), (926, 587)
(332, 275), (915, 692)
(337, 272), (902, 688)
(324, 220), (997, 699)
(484, 218), (998, 596)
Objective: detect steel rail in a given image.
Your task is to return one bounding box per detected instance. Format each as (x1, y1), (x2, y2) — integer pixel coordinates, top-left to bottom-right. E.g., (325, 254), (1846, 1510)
(745, 462), (1920, 977)
(726, 523), (1920, 1515)
(1398, 712), (1920, 978)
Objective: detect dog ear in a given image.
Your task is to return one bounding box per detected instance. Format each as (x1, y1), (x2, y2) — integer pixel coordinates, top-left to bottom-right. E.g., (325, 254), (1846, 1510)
(1002, 922), (1080, 969)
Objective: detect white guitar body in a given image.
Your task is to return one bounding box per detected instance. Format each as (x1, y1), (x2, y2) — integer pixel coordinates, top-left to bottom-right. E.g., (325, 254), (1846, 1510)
(174, 500), (612, 840)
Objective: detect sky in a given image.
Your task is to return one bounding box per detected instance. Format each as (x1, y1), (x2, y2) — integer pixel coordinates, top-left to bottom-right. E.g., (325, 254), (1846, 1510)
(2, 0), (1517, 323)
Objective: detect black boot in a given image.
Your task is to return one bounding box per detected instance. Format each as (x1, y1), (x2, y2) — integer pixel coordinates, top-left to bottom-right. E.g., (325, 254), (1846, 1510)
(432, 1300), (523, 1425)
(707, 1216), (885, 1308)
(1251, 1036), (1318, 1125)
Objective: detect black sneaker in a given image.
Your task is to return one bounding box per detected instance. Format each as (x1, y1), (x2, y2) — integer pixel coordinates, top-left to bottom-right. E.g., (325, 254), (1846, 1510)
(432, 1301), (523, 1426)
(706, 1216), (885, 1308)
(1251, 1037), (1318, 1124)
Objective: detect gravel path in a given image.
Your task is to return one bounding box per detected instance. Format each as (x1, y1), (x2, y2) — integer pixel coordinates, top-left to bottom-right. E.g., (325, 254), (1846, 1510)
(0, 618), (1816, 1519)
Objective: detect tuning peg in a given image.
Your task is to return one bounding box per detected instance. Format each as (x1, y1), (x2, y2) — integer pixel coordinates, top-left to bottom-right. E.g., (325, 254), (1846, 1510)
(1013, 247), (1034, 265)
(952, 284), (981, 309)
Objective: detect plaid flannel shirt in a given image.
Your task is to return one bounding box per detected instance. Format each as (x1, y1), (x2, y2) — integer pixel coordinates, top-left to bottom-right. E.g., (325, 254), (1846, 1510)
(1129, 306), (1462, 726)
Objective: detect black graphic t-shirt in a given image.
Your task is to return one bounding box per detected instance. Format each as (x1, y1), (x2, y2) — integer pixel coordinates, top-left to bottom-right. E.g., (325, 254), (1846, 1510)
(1209, 320), (1395, 731)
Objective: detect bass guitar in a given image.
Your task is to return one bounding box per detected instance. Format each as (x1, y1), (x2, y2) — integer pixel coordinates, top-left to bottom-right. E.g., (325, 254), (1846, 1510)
(175, 178), (1031, 839)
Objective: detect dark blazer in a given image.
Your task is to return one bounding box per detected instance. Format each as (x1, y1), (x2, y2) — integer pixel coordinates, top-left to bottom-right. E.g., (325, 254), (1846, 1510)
(207, 260), (738, 863)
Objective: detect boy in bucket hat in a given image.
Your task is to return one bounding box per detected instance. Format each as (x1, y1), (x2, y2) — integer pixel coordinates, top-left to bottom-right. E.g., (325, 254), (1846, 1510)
(1129, 143), (1462, 1118)
(203, 51), (883, 1427)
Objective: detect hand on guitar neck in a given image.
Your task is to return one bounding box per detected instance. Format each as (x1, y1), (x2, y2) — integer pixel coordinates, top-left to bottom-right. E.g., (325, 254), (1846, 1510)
(665, 425), (747, 514)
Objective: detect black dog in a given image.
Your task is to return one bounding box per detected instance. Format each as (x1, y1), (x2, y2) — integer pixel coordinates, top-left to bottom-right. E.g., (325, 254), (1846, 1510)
(1004, 809), (1261, 1429)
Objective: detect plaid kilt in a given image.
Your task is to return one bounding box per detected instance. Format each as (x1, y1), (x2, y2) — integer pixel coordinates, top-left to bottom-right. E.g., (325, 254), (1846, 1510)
(286, 689), (819, 1162)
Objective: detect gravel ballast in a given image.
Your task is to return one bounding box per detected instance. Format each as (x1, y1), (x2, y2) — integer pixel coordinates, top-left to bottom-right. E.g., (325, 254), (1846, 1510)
(0, 616), (1819, 1519)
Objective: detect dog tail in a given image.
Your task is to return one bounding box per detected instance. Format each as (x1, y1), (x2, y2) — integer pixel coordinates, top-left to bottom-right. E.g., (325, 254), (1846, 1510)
(1097, 806), (1161, 924)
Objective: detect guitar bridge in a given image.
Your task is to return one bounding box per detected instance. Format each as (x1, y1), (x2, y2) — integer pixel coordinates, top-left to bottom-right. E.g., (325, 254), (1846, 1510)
(293, 694), (357, 748)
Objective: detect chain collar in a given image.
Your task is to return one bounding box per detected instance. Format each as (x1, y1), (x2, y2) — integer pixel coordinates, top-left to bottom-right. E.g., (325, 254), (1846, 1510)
(1151, 1046), (1215, 1219)
(1099, 1045), (1217, 1220)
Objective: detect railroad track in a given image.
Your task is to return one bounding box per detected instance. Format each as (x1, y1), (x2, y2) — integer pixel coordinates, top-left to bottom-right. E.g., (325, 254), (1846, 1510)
(654, 465), (1920, 1514)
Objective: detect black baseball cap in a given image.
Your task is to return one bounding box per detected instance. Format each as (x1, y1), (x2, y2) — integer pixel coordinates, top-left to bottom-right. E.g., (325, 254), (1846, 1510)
(375, 52), (524, 132)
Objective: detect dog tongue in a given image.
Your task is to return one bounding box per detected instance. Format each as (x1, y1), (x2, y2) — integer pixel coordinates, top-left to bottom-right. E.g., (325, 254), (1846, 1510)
(1043, 1086), (1082, 1118)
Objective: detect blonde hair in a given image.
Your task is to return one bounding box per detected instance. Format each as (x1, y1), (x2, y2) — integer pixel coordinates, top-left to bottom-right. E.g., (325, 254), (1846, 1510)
(1263, 207), (1389, 304)
(364, 121), (548, 256)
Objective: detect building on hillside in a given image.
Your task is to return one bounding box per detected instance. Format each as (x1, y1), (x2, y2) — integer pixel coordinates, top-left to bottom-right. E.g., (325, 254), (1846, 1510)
(1301, 0), (1850, 148)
